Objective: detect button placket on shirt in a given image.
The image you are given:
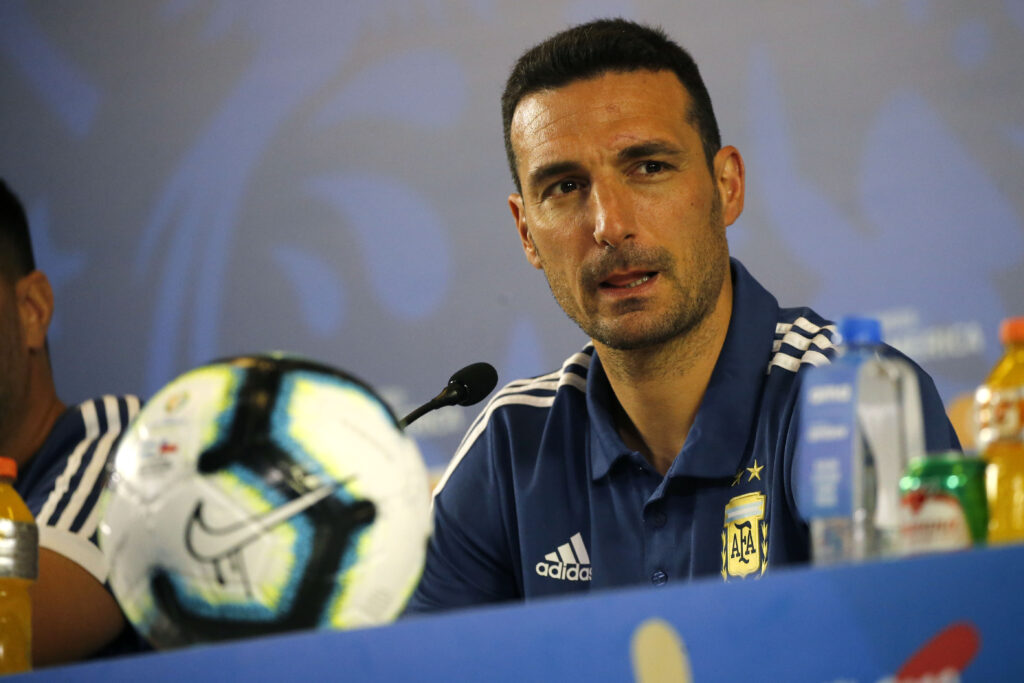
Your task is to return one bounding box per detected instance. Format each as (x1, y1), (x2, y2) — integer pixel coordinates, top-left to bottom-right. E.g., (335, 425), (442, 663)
(643, 498), (670, 586)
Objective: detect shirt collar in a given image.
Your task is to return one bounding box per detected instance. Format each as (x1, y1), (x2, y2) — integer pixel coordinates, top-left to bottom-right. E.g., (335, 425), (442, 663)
(587, 258), (780, 481)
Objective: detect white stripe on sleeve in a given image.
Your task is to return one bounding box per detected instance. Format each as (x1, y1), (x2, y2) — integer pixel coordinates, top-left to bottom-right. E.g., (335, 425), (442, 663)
(56, 396), (121, 532)
(36, 400), (100, 526)
(80, 396), (140, 539)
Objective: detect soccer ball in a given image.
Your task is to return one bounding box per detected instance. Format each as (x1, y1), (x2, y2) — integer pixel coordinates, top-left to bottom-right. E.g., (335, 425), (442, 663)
(98, 354), (431, 649)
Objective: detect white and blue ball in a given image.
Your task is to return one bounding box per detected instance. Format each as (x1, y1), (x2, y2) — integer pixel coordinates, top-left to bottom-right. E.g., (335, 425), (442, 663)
(98, 355), (431, 649)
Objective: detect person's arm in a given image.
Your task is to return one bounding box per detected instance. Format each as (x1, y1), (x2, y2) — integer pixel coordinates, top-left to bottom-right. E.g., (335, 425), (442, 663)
(23, 395), (143, 664)
(406, 494), (519, 613)
(32, 549), (125, 666)
(404, 423), (520, 614)
(906, 356), (962, 453)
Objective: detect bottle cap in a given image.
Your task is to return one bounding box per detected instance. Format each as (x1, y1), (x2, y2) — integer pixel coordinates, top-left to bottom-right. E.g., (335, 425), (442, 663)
(999, 317), (1024, 345)
(838, 316), (882, 345)
(0, 457), (16, 480)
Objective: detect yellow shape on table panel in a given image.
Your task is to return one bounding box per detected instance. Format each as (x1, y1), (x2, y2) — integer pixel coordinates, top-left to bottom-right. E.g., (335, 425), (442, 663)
(631, 618), (692, 683)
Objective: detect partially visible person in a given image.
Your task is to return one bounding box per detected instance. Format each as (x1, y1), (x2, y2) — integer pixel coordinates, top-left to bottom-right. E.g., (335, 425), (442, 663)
(0, 178), (142, 665)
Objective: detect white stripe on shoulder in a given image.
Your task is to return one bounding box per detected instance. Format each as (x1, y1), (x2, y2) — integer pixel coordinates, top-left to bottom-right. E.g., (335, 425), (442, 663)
(36, 399), (101, 526)
(125, 394), (141, 420)
(57, 396), (122, 532)
(80, 396), (139, 538)
(480, 349), (591, 407)
(452, 356), (589, 456)
(434, 348), (592, 498)
(458, 369), (560, 442)
(500, 371), (559, 394)
(768, 350), (832, 373)
(768, 317), (837, 374)
(772, 329), (835, 353)
(433, 391), (558, 498)
(561, 348), (593, 372)
(776, 316), (835, 337)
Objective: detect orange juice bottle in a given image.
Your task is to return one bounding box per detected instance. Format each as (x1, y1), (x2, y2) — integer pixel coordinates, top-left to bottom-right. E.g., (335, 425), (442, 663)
(976, 317), (1024, 544)
(0, 457), (37, 673)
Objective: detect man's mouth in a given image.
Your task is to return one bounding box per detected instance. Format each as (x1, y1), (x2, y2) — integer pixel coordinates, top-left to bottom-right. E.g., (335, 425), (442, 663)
(599, 271), (657, 289)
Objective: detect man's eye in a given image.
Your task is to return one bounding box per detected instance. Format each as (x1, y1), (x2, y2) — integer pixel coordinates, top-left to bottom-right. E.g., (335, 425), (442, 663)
(549, 179), (580, 196)
(639, 161), (665, 174)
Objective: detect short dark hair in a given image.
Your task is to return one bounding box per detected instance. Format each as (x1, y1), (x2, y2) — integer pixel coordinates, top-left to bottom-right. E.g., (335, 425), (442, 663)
(501, 18), (722, 191)
(0, 179), (36, 283)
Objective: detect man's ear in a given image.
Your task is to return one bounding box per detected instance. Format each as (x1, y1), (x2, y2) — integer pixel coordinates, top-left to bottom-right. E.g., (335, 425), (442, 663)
(713, 145), (745, 227)
(508, 194), (542, 269)
(15, 270), (54, 351)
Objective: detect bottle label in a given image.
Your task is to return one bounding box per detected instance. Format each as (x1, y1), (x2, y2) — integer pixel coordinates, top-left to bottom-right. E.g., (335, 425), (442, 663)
(0, 519), (38, 579)
(796, 361), (861, 519)
(898, 491), (971, 554)
(976, 386), (1024, 448)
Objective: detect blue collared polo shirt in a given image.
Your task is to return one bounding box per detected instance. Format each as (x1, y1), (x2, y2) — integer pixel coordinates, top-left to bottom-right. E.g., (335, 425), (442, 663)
(406, 259), (959, 612)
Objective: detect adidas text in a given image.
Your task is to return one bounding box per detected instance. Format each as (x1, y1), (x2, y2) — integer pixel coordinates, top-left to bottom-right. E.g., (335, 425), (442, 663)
(535, 562), (592, 581)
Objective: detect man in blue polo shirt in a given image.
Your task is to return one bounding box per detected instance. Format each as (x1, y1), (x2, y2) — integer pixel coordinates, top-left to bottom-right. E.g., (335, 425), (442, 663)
(406, 19), (958, 611)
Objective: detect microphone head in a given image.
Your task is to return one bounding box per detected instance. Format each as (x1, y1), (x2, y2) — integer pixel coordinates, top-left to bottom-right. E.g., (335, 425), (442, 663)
(448, 362), (498, 406)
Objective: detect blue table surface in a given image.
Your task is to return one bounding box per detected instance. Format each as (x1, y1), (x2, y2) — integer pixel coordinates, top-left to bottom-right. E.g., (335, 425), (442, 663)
(18, 544), (1024, 682)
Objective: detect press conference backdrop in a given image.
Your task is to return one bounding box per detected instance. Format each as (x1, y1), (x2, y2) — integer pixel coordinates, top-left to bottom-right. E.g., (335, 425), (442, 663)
(1, 1), (1022, 472)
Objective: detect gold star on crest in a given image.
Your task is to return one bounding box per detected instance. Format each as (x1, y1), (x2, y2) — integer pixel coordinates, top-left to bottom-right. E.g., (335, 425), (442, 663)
(731, 470), (744, 487)
(746, 459), (764, 481)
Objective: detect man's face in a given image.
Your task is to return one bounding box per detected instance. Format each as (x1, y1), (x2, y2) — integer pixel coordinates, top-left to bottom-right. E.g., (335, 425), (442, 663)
(508, 69), (743, 351)
(0, 276), (28, 442)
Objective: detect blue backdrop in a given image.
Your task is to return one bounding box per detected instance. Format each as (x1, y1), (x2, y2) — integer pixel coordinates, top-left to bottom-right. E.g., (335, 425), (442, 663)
(1, 0), (1022, 472)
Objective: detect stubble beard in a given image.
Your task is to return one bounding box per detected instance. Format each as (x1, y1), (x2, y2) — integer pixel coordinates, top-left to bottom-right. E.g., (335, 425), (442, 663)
(539, 195), (729, 353)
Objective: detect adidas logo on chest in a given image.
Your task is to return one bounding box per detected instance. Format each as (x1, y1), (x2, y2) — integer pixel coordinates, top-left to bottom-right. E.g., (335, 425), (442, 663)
(535, 532), (592, 582)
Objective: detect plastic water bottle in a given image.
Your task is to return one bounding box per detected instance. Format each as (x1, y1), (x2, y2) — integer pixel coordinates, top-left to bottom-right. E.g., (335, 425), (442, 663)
(0, 457), (38, 674)
(976, 316), (1024, 544)
(796, 317), (927, 564)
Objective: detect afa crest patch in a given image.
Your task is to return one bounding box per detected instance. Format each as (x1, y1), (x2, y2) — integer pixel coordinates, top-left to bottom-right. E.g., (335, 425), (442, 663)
(721, 492), (768, 580)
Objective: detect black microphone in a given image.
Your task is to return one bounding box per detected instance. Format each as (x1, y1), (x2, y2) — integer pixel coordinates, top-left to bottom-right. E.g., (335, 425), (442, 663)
(399, 362), (498, 429)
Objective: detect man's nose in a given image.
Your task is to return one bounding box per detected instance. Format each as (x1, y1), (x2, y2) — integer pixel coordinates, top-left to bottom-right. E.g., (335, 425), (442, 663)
(591, 181), (634, 249)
